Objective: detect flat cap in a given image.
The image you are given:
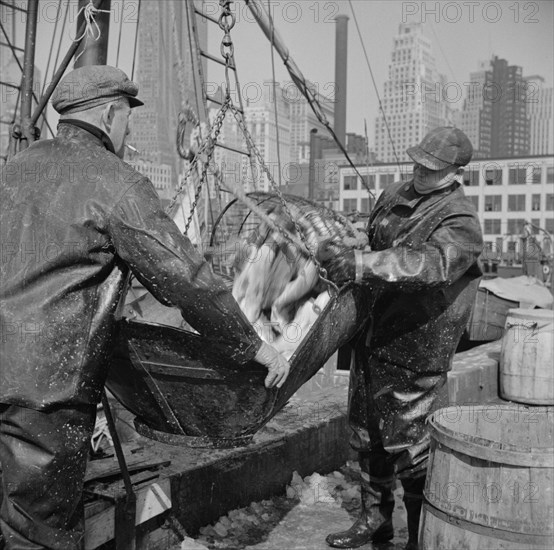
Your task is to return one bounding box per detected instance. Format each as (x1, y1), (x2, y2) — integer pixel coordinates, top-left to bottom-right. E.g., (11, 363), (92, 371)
(52, 65), (144, 115)
(406, 127), (473, 170)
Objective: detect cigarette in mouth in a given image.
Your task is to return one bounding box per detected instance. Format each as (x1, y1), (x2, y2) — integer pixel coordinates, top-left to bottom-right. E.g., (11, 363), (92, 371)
(125, 144), (139, 153)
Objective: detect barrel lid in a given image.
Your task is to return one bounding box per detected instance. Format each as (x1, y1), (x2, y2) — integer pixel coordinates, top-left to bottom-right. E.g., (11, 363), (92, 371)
(427, 405), (554, 468)
(507, 307), (554, 321)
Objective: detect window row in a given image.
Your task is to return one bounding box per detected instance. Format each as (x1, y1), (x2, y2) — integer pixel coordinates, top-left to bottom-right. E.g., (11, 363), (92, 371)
(463, 166), (554, 186)
(483, 218), (554, 235)
(343, 173), (397, 191)
(478, 194), (554, 212)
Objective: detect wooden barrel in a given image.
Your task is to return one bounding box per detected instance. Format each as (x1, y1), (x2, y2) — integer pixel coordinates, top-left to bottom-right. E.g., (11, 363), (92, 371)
(500, 308), (554, 405)
(421, 405), (554, 550)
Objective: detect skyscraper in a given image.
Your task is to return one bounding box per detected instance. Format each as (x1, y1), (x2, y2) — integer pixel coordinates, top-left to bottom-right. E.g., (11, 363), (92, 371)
(458, 57), (543, 159)
(489, 56), (529, 157)
(374, 23), (451, 163)
(131, 0), (207, 199)
(212, 81), (291, 194)
(455, 60), (492, 159)
(285, 81), (334, 165)
(525, 75), (553, 155)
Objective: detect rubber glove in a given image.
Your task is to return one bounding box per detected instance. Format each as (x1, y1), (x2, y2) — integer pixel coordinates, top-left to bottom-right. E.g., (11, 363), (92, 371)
(316, 238), (357, 286)
(254, 341), (291, 389)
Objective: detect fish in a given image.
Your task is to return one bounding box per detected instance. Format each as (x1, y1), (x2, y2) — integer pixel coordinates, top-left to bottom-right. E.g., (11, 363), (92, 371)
(232, 199), (363, 358)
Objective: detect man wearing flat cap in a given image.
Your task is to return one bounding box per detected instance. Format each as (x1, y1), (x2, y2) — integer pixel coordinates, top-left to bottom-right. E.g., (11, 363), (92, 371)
(319, 127), (483, 550)
(0, 65), (290, 549)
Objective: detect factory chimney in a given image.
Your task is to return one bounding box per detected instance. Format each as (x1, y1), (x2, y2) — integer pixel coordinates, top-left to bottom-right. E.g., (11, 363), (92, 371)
(334, 15), (349, 148)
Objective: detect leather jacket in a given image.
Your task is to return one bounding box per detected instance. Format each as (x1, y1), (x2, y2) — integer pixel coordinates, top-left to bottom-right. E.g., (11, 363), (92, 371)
(359, 179), (484, 371)
(0, 123), (261, 410)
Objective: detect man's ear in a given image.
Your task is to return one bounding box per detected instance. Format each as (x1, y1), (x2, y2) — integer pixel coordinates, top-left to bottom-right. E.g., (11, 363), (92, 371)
(101, 103), (116, 133)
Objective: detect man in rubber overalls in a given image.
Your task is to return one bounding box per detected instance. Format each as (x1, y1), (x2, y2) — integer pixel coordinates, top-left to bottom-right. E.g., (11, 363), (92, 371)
(320, 127), (483, 550)
(0, 65), (290, 549)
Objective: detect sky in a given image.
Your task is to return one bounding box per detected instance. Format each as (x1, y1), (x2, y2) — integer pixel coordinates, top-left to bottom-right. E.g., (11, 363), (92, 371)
(215, 0), (554, 143)
(4, 0), (554, 145)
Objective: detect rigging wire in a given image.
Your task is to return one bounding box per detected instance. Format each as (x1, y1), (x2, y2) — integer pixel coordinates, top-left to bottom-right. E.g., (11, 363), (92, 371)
(429, 22), (456, 83)
(347, 0), (402, 174)
(267, 0), (282, 187)
(40, 0), (69, 137)
(115, 0), (125, 67)
(0, 19), (55, 138)
(130, 0), (141, 80)
(245, 0), (374, 201)
(39, 0), (61, 103)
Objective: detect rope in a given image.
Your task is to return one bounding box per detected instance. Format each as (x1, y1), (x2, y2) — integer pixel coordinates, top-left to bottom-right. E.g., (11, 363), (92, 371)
(72, 0), (112, 64)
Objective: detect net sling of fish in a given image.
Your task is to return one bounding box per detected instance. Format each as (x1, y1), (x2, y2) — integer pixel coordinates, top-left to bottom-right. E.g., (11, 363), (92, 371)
(106, 4), (371, 449)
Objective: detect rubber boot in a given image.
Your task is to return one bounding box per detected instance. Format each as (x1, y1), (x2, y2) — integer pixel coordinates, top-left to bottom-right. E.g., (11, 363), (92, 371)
(401, 476), (425, 550)
(326, 455), (395, 549)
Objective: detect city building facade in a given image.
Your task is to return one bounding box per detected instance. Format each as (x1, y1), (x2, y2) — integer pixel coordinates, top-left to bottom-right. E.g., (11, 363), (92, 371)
(132, 0), (207, 189)
(373, 22), (452, 163)
(525, 75), (554, 156)
(339, 155), (554, 261)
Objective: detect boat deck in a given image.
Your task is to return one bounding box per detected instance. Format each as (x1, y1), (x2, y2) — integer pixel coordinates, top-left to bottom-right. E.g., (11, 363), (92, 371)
(84, 340), (502, 550)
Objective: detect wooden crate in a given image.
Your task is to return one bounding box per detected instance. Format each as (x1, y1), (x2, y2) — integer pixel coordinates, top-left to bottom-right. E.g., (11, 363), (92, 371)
(466, 288), (518, 341)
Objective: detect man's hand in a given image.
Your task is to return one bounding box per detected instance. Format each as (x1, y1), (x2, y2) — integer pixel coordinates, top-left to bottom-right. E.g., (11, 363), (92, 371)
(254, 341), (291, 389)
(316, 238), (357, 286)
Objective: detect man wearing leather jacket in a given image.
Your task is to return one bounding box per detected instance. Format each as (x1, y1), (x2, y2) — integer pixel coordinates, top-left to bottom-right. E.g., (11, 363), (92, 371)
(0, 65), (290, 549)
(320, 127), (483, 550)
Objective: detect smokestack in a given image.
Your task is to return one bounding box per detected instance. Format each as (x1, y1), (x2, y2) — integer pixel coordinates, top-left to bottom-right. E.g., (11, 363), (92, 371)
(334, 14), (349, 148)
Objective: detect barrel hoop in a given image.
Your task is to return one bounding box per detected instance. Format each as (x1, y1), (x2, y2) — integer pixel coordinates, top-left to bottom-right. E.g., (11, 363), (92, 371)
(428, 412), (554, 468)
(423, 503), (553, 547)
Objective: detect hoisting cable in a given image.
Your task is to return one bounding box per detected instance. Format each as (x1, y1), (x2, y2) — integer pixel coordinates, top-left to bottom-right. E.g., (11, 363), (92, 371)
(37, 0), (62, 137)
(267, 0), (282, 187)
(115, 0), (125, 67)
(243, 0), (375, 205)
(229, 101), (339, 294)
(131, 0), (141, 80)
(218, 2), (338, 291)
(347, 0), (403, 175)
(40, 0), (69, 137)
(167, 1), (340, 293)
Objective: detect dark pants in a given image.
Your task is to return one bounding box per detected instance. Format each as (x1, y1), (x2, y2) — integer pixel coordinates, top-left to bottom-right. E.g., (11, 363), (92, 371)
(348, 342), (449, 480)
(0, 403), (97, 550)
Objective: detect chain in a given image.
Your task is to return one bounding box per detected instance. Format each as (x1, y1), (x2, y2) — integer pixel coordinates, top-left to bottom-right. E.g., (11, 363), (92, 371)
(218, 0), (236, 98)
(229, 102), (338, 293)
(167, 98), (230, 224)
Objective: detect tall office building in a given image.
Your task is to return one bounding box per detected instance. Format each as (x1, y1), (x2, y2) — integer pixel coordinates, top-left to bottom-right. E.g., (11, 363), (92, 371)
(374, 23), (451, 163)
(459, 57), (532, 159)
(213, 81), (291, 194)
(132, 0), (207, 199)
(285, 81), (335, 165)
(245, 81), (291, 191)
(455, 60), (492, 159)
(525, 75), (553, 155)
(489, 56), (529, 157)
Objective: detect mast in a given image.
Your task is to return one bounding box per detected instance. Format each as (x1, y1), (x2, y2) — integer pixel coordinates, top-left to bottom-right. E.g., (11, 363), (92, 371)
(75, 0), (111, 67)
(16, 0), (39, 151)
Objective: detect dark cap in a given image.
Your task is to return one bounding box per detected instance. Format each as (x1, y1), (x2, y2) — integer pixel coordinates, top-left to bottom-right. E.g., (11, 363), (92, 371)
(52, 65), (144, 115)
(406, 127), (473, 170)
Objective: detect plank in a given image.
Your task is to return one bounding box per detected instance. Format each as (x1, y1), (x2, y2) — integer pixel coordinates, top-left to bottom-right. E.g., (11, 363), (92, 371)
(84, 478), (172, 550)
(85, 453), (170, 483)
